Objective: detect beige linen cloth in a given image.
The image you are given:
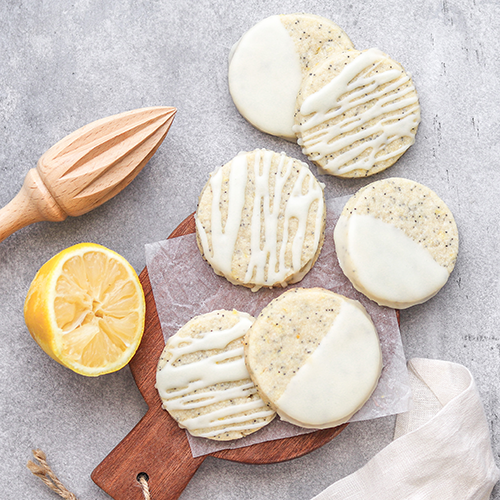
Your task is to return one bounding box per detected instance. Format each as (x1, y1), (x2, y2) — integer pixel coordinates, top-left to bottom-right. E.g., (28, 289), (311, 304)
(313, 358), (499, 500)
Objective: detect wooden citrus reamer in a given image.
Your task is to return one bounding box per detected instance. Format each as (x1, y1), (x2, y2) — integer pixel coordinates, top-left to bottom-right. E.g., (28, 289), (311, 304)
(0, 106), (176, 242)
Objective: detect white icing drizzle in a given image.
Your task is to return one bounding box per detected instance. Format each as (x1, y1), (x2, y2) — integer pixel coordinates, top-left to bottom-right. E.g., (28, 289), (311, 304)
(276, 298), (382, 428)
(335, 213), (450, 308)
(294, 48), (421, 175)
(156, 313), (274, 437)
(228, 15), (302, 140)
(197, 150), (324, 289)
(245, 150), (293, 284)
(196, 154), (248, 277)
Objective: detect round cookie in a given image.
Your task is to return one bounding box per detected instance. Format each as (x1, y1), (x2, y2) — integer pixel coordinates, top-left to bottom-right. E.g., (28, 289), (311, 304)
(244, 288), (382, 429)
(196, 149), (326, 291)
(156, 310), (275, 441)
(294, 48), (421, 177)
(334, 178), (459, 309)
(228, 14), (354, 140)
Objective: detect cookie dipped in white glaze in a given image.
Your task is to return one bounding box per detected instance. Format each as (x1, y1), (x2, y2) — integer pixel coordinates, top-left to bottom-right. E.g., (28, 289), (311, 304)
(244, 288), (382, 429)
(334, 178), (459, 308)
(228, 14), (354, 140)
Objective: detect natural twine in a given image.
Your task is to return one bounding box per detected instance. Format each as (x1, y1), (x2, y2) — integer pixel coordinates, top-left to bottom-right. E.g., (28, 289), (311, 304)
(27, 450), (78, 500)
(137, 473), (151, 500)
(27, 449), (151, 500)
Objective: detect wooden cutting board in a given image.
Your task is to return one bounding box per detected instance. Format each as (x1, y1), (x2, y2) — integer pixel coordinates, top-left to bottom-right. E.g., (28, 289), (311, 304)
(91, 214), (347, 500)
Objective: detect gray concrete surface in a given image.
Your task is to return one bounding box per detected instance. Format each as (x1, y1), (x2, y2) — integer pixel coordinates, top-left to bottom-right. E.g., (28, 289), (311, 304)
(0, 0), (498, 499)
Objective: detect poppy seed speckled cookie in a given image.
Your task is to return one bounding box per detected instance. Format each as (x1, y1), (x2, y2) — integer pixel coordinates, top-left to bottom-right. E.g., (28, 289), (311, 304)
(244, 287), (382, 429)
(195, 149), (326, 291)
(156, 309), (275, 441)
(294, 48), (421, 177)
(334, 178), (459, 309)
(228, 14), (354, 140)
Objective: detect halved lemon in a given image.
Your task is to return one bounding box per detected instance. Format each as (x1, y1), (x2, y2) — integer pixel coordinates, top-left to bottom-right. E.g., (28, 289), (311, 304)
(24, 243), (145, 376)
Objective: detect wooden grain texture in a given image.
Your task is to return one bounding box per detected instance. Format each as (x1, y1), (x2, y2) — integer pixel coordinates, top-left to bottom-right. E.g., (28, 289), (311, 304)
(0, 106), (176, 242)
(91, 213), (346, 499)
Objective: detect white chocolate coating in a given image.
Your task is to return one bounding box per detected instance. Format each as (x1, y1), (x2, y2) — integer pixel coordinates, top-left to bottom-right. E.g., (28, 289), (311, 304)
(275, 298), (382, 428)
(156, 310), (275, 440)
(196, 149), (325, 290)
(294, 48), (420, 176)
(228, 15), (302, 140)
(334, 213), (450, 309)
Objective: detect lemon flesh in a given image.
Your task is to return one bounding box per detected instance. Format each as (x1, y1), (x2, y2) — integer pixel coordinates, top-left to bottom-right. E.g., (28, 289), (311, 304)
(24, 243), (145, 376)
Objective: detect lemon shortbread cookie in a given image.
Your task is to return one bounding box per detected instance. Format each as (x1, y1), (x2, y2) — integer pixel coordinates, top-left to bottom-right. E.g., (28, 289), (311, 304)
(334, 178), (459, 309)
(294, 48), (421, 177)
(156, 310), (275, 441)
(196, 149), (326, 291)
(228, 14), (354, 140)
(244, 288), (382, 429)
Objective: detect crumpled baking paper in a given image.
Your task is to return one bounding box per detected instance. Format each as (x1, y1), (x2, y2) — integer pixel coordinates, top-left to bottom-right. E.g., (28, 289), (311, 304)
(145, 196), (411, 458)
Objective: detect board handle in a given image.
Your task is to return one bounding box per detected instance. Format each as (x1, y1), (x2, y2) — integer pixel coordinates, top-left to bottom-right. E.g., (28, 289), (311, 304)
(91, 405), (205, 500)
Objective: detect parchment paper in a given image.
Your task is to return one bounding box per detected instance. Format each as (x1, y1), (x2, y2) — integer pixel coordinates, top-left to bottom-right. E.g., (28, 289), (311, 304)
(145, 196), (411, 458)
